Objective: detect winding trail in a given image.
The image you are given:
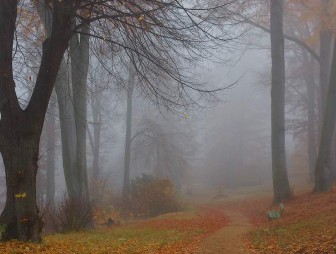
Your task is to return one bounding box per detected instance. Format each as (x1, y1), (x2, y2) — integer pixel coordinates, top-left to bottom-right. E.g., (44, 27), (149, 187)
(194, 207), (252, 254)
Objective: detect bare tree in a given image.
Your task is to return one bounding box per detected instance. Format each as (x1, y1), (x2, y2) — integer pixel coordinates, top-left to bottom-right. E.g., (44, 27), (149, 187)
(0, 0), (74, 242)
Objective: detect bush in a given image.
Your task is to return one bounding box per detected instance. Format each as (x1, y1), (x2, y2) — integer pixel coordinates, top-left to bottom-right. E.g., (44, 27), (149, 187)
(47, 196), (93, 233)
(130, 174), (180, 218)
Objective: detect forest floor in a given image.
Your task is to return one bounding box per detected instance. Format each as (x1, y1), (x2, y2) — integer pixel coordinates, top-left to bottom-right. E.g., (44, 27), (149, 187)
(244, 187), (336, 254)
(0, 205), (229, 254)
(2, 185), (336, 253)
(193, 207), (251, 254)
(194, 184), (336, 254)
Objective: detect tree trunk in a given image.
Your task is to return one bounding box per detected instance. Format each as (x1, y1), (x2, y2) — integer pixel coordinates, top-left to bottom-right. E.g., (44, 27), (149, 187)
(314, 35), (336, 192)
(0, 0), (74, 241)
(301, 51), (317, 182)
(270, 0), (291, 203)
(318, 0), (332, 128)
(70, 26), (90, 199)
(46, 93), (56, 206)
(1, 137), (41, 242)
(330, 133), (336, 180)
(89, 92), (102, 202)
(306, 77), (317, 182)
(35, 0), (78, 199)
(122, 73), (135, 202)
(55, 60), (78, 198)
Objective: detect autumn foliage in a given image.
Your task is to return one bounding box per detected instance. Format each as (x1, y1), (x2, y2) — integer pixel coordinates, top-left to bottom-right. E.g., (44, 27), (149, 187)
(130, 174), (181, 218)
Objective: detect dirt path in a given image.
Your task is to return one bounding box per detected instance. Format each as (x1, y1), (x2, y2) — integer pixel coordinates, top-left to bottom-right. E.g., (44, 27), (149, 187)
(194, 207), (252, 254)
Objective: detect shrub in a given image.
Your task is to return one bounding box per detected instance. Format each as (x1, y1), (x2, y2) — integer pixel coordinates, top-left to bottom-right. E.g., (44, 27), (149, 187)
(130, 174), (180, 218)
(48, 196), (93, 233)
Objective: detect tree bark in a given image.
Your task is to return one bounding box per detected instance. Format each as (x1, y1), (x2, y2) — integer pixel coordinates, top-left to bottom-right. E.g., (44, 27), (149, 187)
(270, 0), (291, 203)
(1, 137), (41, 242)
(314, 35), (336, 192)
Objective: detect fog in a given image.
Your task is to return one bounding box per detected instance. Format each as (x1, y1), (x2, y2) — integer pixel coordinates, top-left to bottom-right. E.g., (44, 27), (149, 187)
(3, 1), (336, 250)
(0, 31), (304, 209)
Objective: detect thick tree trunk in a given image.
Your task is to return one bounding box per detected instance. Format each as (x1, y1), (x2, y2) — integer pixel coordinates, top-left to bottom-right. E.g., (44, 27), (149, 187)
(314, 36), (336, 192)
(122, 70), (135, 202)
(0, 0), (74, 242)
(270, 0), (291, 203)
(1, 137), (41, 242)
(0, 1), (41, 241)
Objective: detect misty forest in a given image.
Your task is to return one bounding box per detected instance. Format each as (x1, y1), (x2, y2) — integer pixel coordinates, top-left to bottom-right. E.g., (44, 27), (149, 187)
(1, 0), (336, 253)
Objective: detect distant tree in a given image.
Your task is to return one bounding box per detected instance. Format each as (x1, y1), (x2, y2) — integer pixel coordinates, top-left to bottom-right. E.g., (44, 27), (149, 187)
(122, 64), (135, 205)
(131, 117), (191, 190)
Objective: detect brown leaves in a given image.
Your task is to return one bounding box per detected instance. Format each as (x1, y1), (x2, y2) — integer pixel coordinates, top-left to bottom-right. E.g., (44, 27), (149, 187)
(0, 206), (228, 254)
(245, 190), (336, 254)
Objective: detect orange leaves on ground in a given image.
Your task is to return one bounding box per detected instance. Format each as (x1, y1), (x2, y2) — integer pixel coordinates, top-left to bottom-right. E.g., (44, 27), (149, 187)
(243, 190), (336, 254)
(133, 207), (229, 253)
(139, 207), (228, 234)
(0, 207), (228, 254)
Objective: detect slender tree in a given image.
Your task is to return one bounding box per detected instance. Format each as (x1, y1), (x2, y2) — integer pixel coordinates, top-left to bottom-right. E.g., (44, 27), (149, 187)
(70, 25), (90, 198)
(88, 90), (103, 202)
(270, 0), (291, 203)
(122, 65), (135, 203)
(314, 35), (336, 192)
